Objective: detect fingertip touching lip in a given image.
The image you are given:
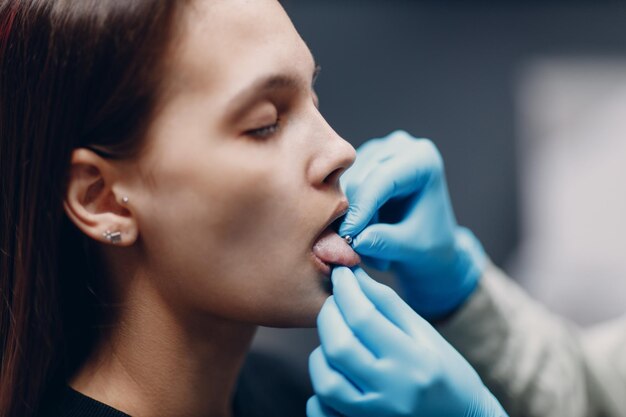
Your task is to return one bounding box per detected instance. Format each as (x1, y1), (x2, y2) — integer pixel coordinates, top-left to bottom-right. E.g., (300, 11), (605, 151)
(310, 197), (360, 273)
(313, 198), (349, 245)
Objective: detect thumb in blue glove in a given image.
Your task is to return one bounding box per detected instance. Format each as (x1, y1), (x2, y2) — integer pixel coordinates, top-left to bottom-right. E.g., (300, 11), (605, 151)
(307, 266), (507, 417)
(339, 130), (486, 319)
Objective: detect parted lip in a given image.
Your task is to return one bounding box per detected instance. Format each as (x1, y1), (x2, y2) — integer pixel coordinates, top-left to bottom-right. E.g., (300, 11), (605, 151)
(310, 198), (350, 276)
(311, 198), (350, 247)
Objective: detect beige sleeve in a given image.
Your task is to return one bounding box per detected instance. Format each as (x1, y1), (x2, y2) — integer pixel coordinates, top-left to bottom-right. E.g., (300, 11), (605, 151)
(436, 262), (626, 417)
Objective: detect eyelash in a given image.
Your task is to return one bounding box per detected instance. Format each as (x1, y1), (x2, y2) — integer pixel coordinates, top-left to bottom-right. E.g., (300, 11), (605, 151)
(246, 118), (281, 139)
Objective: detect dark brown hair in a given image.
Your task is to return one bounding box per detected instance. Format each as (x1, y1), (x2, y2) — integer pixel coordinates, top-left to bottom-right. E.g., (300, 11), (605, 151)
(0, 1), (186, 416)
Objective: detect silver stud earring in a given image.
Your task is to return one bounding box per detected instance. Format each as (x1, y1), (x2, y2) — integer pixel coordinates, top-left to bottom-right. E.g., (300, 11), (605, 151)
(102, 229), (122, 244)
(122, 196), (129, 204)
(343, 235), (353, 246)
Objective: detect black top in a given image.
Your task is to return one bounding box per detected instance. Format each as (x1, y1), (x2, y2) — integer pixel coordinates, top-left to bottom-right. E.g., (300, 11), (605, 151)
(43, 387), (130, 417)
(38, 350), (312, 417)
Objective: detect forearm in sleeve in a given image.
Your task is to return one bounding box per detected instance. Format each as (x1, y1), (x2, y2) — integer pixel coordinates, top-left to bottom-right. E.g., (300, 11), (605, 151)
(437, 262), (626, 417)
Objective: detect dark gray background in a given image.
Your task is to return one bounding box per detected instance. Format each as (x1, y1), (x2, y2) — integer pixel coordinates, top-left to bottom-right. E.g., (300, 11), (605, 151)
(283, 0), (626, 265)
(253, 0), (626, 376)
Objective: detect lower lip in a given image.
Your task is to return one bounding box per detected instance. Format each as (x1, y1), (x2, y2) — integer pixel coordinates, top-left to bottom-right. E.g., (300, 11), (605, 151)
(311, 251), (332, 276)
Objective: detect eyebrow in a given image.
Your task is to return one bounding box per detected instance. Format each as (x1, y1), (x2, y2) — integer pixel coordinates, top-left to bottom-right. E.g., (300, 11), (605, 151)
(226, 61), (321, 122)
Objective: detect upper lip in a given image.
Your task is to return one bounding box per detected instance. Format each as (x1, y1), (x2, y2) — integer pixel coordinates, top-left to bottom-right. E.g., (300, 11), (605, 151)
(312, 198), (349, 246)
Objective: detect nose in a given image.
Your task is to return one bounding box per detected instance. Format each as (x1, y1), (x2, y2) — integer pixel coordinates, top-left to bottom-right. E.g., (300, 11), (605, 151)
(307, 116), (356, 189)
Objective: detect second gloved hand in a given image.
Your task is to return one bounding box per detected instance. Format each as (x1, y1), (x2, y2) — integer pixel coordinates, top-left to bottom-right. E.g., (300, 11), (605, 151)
(339, 130), (487, 319)
(307, 267), (507, 417)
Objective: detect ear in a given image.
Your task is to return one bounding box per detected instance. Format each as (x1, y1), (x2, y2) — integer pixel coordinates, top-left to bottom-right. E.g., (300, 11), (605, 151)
(63, 148), (138, 247)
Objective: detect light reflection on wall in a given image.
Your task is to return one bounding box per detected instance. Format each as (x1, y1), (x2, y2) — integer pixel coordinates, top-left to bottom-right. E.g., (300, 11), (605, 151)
(510, 58), (626, 325)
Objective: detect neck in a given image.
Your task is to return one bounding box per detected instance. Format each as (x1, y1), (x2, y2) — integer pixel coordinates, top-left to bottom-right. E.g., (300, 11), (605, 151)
(69, 271), (256, 417)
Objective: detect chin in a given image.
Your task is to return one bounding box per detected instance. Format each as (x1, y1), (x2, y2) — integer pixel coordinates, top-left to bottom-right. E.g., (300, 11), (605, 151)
(260, 295), (327, 328)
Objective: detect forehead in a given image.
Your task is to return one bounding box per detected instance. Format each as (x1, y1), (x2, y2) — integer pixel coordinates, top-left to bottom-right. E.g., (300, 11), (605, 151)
(166, 0), (314, 100)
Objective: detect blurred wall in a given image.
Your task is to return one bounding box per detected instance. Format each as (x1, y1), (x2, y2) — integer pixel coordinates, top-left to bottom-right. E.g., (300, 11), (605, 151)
(252, 0), (626, 375)
(510, 58), (626, 325)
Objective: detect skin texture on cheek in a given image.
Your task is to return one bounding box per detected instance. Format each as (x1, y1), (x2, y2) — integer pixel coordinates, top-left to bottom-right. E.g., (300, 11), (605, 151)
(134, 136), (328, 327)
(122, 0), (340, 328)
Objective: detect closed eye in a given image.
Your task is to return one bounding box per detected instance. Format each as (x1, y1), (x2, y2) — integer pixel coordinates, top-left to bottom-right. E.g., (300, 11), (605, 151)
(245, 119), (281, 139)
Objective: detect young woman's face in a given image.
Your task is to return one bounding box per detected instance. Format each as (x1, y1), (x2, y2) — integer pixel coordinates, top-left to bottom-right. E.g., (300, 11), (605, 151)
(125, 0), (357, 327)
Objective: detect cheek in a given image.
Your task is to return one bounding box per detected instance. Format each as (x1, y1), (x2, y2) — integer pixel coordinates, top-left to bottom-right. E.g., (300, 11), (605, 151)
(214, 177), (288, 245)
(134, 154), (325, 325)
(143, 161), (291, 267)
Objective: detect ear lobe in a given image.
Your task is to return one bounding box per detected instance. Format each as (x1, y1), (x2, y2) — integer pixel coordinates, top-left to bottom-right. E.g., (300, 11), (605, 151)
(63, 148), (137, 246)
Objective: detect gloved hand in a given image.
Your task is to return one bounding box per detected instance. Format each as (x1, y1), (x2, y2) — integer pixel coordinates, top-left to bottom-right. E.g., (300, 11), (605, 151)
(339, 130), (487, 319)
(307, 266), (507, 417)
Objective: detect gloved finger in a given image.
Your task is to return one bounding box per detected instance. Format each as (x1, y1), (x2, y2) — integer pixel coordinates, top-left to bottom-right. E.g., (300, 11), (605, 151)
(340, 143), (383, 198)
(349, 130), (417, 174)
(352, 267), (433, 341)
(340, 136), (399, 199)
(338, 149), (438, 238)
(331, 267), (411, 358)
(351, 222), (409, 261)
(359, 255), (391, 271)
(342, 163), (382, 212)
(318, 296), (378, 389)
(342, 130), (432, 202)
(306, 396), (344, 417)
(309, 347), (362, 411)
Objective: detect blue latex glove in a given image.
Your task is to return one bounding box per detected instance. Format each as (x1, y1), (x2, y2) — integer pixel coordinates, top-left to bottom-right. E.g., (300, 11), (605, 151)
(339, 130), (487, 319)
(307, 266), (507, 417)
